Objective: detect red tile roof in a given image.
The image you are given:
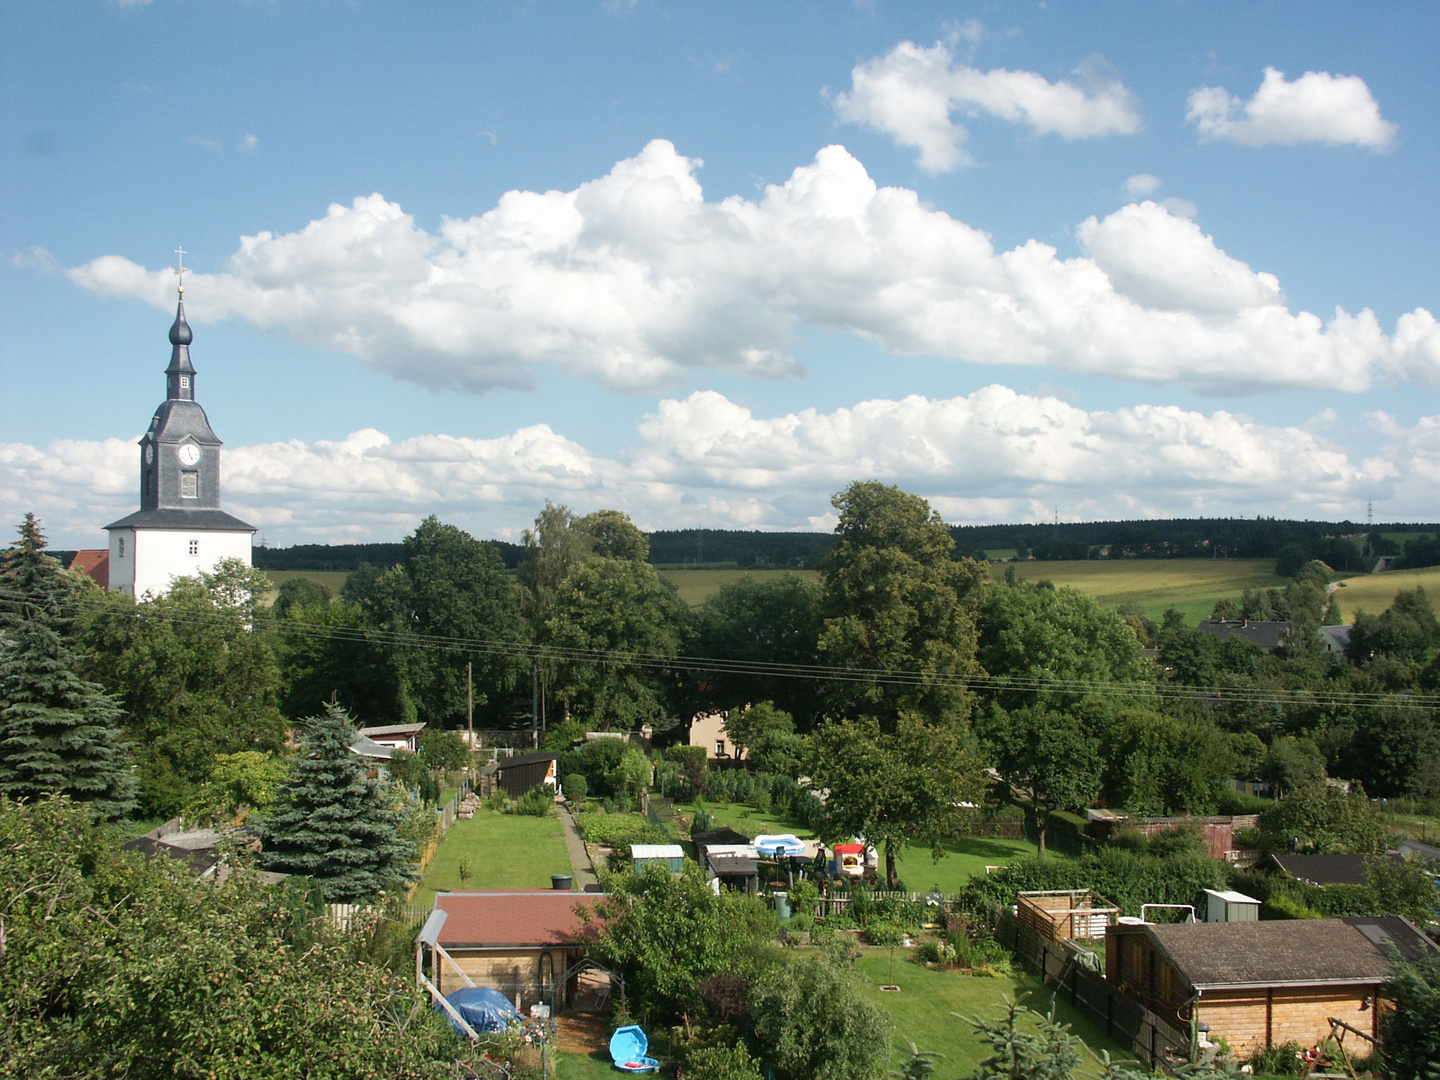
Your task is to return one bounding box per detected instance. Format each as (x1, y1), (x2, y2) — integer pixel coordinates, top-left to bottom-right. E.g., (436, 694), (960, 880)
(435, 891), (603, 948)
(70, 549), (109, 588)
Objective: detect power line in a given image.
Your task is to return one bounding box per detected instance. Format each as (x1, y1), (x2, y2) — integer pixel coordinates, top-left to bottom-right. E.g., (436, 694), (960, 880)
(8, 585), (1437, 712)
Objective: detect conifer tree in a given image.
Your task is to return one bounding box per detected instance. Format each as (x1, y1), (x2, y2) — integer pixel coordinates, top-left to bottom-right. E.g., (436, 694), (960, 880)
(256, 701), (415, 902)
(0, 515), (134, 818)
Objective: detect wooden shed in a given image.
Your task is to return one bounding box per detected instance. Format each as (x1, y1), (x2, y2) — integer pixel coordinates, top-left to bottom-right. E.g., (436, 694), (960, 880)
(631, 844), (686, 874)
(1017, 890), (1119, 942)
(420, 890), (606, 1010)
(488, 751), (558, 799)
(1105, 916), (1438, 1057)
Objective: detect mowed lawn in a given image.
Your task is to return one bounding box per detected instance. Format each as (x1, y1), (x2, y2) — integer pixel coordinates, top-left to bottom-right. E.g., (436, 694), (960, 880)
(411, 808), (574, 906)
(556, 952), (1141, 1079)
(992, 557), (1290, 624)
(675, 801), (1039, 893)
(852, 951), (1142, 1078)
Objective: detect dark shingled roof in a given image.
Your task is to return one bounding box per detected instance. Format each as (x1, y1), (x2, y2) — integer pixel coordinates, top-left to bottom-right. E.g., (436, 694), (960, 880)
(1144, 918), (1426, 989)
(434, 891), (603, 948)
(1271, 852), (1402, 887)
(493, 751), (557, 771)
(104, 508), (256, 532)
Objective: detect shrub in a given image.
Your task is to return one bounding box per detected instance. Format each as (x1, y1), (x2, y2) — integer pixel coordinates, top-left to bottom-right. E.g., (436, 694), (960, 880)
(788, 878), (818, 916)
(508, 786), (554, 817)
(690, 804), (714, 834)
(562, 773), (588, 801)
(865, 920), (907, 947)
(1246, 1040), (1307, 1076)
(684, 1043), (764, 1080)
(914, 940), (959, 967)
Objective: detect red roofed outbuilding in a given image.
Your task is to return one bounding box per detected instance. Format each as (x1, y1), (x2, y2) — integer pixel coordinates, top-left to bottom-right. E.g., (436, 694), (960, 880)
(70, 549), (109, 588)
(426, 890), (606, 1010)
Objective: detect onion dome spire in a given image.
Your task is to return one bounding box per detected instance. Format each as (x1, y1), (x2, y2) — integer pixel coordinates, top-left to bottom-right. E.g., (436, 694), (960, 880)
(164, 246), (196, 400)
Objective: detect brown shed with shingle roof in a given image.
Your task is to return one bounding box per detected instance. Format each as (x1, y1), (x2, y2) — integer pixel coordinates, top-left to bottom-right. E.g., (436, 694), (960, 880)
(1106, 917), (1437, 1057)
(430, 891), (605, 1009)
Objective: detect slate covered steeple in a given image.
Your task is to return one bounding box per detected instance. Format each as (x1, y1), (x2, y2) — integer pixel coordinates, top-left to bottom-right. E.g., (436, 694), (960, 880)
(103, 248), (255, 598)
(164, 291), (196, 401)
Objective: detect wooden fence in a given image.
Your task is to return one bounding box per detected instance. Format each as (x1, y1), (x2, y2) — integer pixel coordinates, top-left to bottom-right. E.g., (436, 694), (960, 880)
(998, 908), (1191, 1072)
(326, 902), (429, 932)
(410, 781), (474, 886)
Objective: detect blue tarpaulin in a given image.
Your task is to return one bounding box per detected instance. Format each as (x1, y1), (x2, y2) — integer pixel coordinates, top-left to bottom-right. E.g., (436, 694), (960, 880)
(441, 986), (520, 1034)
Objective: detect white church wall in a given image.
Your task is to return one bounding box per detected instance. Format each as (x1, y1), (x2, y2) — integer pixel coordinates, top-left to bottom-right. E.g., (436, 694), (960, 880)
(121, 528), (253, 599)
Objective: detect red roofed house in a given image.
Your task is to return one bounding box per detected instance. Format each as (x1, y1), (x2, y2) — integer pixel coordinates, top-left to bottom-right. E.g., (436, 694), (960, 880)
(70, 549), (109, 588)
(423, 890), (605, 1010)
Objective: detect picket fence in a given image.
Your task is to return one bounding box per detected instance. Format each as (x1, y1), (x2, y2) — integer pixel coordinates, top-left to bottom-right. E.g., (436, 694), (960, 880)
(326, 902), (429, 932)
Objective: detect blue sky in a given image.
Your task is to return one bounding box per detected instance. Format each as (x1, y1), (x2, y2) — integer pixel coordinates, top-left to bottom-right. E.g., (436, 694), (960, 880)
(3, 1), (1437, 549)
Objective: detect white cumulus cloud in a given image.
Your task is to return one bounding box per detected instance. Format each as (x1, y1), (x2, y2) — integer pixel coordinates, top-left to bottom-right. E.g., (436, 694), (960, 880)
(1187, 67), (1397, 150)
(63, 141), (1435, 399)
(7, 390), (1434, 549)
(833, 39), (1141, 172)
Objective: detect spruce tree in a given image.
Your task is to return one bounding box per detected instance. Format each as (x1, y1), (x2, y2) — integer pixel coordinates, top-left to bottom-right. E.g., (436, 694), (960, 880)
(0, 515), (135, 818)
(256, 702), (415, 902)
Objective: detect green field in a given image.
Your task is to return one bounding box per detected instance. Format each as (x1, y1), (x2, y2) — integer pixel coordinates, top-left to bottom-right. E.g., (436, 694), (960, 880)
(411, 808), (574, 906)
(258, 568), (351, 607)
(1329, 565), (1440, 618)
(662, 559), (1300, 623)
(658, 567), (820, 606)
(991, 557), (1291, 624)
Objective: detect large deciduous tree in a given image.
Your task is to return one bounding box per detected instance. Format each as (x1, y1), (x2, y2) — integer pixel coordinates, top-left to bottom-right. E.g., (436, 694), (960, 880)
(978, 582), (1152, 713)
(1, 796), (472, 1080)
(256, 702), (415, 901)
(0, 515), (134, 819)
(807, 714), (983, 888)
(818, 482), (986, 731)
(978, 704), (1101, 857)
(581, 862), (778, 1026)
(690, 574), (824, 728)
(82, 558), (288, 817)
(540, 548), (688, 729)
(366, 516), (526, 725)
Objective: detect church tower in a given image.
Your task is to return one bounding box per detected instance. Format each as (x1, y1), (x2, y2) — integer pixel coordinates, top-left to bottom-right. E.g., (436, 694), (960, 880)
(105, 254), (255, 596)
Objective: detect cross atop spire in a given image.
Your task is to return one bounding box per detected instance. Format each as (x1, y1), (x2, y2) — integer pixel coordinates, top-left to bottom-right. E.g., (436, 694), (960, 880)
(173, 246), (188, 294)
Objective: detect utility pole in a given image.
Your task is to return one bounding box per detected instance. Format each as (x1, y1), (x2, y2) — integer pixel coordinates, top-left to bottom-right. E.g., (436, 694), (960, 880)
(466, 661), (473, 751)
(532, 661), (540, 750)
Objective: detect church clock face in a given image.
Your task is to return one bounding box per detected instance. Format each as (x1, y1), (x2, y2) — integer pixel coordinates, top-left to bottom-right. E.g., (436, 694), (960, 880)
(144, 444), (154, 464)
(177, 443), (201, 466)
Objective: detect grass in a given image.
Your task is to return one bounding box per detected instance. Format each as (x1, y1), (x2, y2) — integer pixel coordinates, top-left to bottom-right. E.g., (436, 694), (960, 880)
(674, 801), (1040, 893)
(1330, 565), (1440, 619)
(992, 557), (1291, 624)
(658, 568), (820, 606)
(554, 1051), (619, 1079)
(257, 568), (352, 607)
(411, 807), (574, 906)
(852, 949), (1143, 1078)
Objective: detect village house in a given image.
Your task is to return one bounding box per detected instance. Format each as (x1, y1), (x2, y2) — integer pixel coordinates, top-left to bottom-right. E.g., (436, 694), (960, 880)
(687, 711), (745, 762)
(1106, 916), (1438, 1057)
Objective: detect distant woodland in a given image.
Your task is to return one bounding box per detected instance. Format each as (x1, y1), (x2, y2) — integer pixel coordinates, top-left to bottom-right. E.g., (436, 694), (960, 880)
(247, 518), (1440, 573)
